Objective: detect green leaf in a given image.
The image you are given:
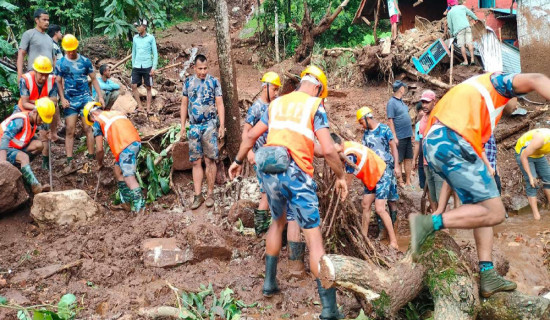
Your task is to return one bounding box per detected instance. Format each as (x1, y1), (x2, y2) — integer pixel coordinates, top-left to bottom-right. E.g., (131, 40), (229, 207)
(33, 310), (61, 320)
(0, 295), (6, 305)
(17, 310), (31, 320)
(159, 177), (170, 194)
(57, 293), (77, 320)
(353, 309), (370, 320)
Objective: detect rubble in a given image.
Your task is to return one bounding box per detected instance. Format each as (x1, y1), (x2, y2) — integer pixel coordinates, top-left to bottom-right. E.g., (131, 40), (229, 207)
(30, 190), (101, 226)
(228, 199), (257, 228)
(0, 162), (29, 215)
(172, 142), (193, 171)
(142, 238), (192, 268)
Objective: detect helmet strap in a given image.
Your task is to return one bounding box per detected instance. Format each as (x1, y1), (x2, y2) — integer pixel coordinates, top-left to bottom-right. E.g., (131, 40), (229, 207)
(316, 85), (322, 97)
(267, 84), (271, 102)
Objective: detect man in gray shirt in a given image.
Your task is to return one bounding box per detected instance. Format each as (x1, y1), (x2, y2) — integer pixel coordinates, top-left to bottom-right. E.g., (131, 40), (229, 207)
(386, 80), (413, 189)
(17, 9), (54, 81)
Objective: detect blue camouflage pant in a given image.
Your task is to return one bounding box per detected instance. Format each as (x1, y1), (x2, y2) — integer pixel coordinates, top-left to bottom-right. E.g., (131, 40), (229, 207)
(515, 151), (550, 197)
(64, 95), (93, 118)
(188, 122), (219, 162)
(364, 165), (399, 201)
(258, 161), (319, 229)
(423, 126), (499, 204)
(115, 141), (141, 177)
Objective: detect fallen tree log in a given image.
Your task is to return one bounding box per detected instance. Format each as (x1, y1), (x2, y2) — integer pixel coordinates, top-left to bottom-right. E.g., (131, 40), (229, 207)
(401, 65), (452, 90)
(319, 232), (548, 319)
(495, 108), (546, 143)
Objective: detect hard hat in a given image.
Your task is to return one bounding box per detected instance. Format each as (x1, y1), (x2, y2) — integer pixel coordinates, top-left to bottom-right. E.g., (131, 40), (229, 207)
(61, 34), (79, 51)
(261, 71), (281, 87)
(83, 101), (103, 126)
(300, 65), (328, 98)
(32, 56), (53, 74)
(35, 97), (56, 124)
(356, 106), (373, 122)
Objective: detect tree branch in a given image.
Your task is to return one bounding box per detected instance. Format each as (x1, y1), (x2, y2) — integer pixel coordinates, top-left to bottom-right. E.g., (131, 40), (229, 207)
(314, 0), (350, 36)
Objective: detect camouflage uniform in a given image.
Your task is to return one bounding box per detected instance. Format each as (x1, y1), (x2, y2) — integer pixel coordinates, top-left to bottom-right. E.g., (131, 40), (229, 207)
(54, 54), (94, 117)
(1, 118), (37, 165)
(247, 98), (269, 194)
(182, 74), (222, 162)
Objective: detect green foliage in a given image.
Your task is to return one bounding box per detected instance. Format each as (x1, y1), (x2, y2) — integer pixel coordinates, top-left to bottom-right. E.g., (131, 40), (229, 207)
(399, 289), (434, 320)
(174, 284), (257, 319)
(0, 37), (18, 119)
(353, 310), (371, 319)
(0, 293), (78, 320)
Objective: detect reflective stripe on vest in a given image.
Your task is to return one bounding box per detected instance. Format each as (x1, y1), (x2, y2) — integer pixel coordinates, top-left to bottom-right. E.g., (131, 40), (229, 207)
(464, 76), (506, 132)
(268, 97), (319, 141)
(21, 72), (55, 105)
(345, 146), (368, 176)
(0, 112), (34, 149)
(98, 114), (127, 141)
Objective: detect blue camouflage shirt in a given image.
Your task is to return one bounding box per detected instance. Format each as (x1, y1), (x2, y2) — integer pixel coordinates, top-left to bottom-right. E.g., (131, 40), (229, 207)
(362, 123), (395, 167)
(0, 119), (24, 150)
(490, 72), (519, 98)
(246, 99), (269, 152)
(182, 74), (223, 125)
(54, 54), (94, 101)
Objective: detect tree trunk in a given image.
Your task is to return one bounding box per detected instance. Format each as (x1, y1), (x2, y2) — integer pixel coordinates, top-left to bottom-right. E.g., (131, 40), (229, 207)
(275, 3), (280, 63)
(319, 232), (548, 319)
(213, 0), (242, 159)
(373, 0), (381, 44)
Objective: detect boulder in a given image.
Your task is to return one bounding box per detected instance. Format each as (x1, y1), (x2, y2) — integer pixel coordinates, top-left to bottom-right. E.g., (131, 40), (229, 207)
(0, 161), (29, 215)
(182, 223), (232, 262)
(137, 86), (158, 97)
(172, 141), (193, 171)
(31, 190), (100, 226)
(228, 199), (257, 228)
(142, 238), (192, 268)
(111, 92), (138, 114)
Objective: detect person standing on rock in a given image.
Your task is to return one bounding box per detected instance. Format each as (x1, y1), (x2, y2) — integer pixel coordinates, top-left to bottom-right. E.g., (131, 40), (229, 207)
(387, 0), (401, 42)
(16, 56), (58, 170)
(229, 66), (348, 320)
(357, 106), (400, 249)
(17, 9), (54, 81)
(180, 54), (225, 210)
(447, 2), (479, 66)
(83, 102), (145, 213)
(55, 34), (104, 174)
(0, 97), (55, 194)
(515, 128), (550, 220)
(386, 80), (413, 189)
(131, 18), (158, 115)
(93, 64), (121, 110)
(412, 72), (550, 298)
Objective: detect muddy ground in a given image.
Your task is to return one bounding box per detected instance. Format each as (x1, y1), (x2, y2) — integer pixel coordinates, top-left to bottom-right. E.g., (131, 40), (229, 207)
(2, 5), (550, 319)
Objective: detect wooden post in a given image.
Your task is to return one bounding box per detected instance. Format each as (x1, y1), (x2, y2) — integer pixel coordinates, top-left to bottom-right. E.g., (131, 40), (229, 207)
(275, 3), (280, 63)
(449, 39), (454, 86)
(213, 0), (242, 159)
(373, 0), (382, 44)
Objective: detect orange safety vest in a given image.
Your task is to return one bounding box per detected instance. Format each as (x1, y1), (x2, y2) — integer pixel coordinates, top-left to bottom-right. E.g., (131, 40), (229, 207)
(95, 111), (141, 161)
(424, 73), (510, 157)
(0, 112), (37, 149)
(343, 141), (387, 190)
(18, 71), (56, 110)
(265, 91), (322, 176)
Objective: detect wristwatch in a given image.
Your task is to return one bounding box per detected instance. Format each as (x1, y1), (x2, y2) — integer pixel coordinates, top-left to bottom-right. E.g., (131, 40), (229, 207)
(234, 158), (243, 165)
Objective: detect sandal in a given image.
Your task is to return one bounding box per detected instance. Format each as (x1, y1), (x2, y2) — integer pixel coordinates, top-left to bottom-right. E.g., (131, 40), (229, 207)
(205, 196), (215, 208)
(459, 62), (468, 66)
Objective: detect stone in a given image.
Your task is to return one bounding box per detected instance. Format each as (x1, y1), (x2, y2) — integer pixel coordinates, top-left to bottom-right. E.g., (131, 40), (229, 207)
(31, 190), (101, 226)
(142, 238), (192, 268)
(0, 161), (29, 215)
(137, 86), (158, 97)
(172, 141), (193, 171)
(111, 92), (138, 115)
(183, 224), (232, 262)
(228, 199), (257, 228)
(201, 26), (208, 32)
(232, 6), (240, 13)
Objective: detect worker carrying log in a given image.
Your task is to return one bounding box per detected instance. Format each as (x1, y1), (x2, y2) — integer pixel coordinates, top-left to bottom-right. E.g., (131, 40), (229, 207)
(229, 65), (348, 319)
(0, 97), (55, 194)
(515, 128), (550, 220)
(411, 72), (550, 298)
(83, 102), (145, 213)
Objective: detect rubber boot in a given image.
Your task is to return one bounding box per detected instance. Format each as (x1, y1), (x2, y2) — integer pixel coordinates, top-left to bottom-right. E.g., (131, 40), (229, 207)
(262, 255), (280, 297)
(42, 155), (49, 170)
(409, 214), (435, 257)
(288, 241), (306, 278)
(131, 188), (146, 213)
(480, 269), (517, 298)
(389, 209), (398, 225)
(254, 209), (270, 236)
(21, 165), (49, 194)
(115, 181), (132, 211)
(316, 278), (344, 319)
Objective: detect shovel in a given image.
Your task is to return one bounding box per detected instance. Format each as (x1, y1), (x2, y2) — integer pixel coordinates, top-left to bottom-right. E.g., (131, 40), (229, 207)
(94, 169), (102, 201)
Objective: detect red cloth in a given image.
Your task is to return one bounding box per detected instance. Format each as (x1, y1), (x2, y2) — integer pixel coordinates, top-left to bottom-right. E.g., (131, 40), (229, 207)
(390, 14), (400, 24)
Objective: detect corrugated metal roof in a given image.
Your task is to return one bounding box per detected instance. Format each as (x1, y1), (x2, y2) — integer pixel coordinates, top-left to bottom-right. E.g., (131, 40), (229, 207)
(501, 42), (521, 73)
(491, 8), (517, 15)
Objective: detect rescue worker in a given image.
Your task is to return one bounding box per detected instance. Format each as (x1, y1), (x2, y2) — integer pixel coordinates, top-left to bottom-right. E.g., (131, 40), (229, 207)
(83, 102), (145, 213)
(0, 97), (55, 194)
(412, 72), (550, 298)
(55, 34), (105, 174)
(16, 56), (58, 169)
(229, 66), (348, 320)
(515, 128), (550, 220)
(357, 107), (400, 249)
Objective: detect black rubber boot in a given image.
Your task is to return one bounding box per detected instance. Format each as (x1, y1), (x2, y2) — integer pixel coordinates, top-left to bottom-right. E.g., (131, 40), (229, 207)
(316, 278), (344, 319)
(263, 255), (280, 297)
(254, 209), (270, 236)
(288, 241), (306, 278)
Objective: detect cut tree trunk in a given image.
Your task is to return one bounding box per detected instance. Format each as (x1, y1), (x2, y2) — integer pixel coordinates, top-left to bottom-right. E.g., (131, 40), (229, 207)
(319, 232), (548, 319)
(213, 0), (242, 159)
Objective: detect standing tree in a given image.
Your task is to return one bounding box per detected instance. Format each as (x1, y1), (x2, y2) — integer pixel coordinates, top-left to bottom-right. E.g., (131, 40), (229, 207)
(211, 0), (241, 159)
(292, 0), (350, 64)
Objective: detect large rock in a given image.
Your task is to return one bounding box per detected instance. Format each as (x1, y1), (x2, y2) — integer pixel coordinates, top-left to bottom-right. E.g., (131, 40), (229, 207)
(142, 238), (192, 268)
(172, 142), (193, 171)
(31, 190), (100, 226)
(137, 86), (158, 97)
(228, 199), (257, 228)
(111, 92), (138, 114)
(0, 161), (29, 215)
(181, 223), (232, 262)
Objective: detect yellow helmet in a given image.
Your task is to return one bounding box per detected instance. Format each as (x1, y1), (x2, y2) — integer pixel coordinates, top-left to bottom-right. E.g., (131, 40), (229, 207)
(83, 102), (103, 126)
(35, 98), (56, 124)
(32, 56), (53, 74)
(261, 71), (281, 87)
(61, 34), (79, 51)
(356, 106), (373, 122)
(300, 65), (328, 98)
